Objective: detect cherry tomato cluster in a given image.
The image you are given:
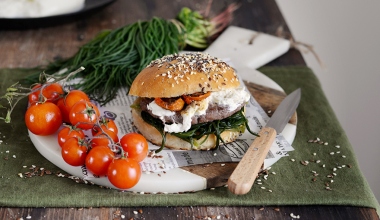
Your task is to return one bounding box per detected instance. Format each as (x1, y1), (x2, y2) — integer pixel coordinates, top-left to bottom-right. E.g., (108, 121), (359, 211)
(25, 82), (148, 189)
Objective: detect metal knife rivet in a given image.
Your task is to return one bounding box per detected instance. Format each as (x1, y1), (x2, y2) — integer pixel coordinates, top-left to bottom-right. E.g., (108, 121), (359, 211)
(253, 148), (259, 151)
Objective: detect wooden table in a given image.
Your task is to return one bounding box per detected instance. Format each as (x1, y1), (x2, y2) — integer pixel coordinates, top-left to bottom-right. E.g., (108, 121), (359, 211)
(0, 0), (378, 219)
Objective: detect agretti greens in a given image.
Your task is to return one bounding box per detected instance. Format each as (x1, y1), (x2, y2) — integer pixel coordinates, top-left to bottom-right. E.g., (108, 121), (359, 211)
(27, 6), (237, 105)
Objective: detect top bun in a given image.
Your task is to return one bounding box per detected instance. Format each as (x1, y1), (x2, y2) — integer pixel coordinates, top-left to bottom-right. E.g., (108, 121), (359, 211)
(129, 52), (240, 98)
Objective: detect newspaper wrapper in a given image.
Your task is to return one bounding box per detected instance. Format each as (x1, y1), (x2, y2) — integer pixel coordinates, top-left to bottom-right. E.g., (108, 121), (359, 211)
(67, 70), (294, 179)
(84, 85), (294, 175)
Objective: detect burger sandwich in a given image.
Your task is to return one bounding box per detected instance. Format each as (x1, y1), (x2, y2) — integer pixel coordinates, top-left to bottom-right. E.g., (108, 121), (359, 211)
(129, 52), (255, 152)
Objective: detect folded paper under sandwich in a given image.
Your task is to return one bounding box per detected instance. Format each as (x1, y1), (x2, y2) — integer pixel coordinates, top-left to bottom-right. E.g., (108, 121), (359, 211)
(228, 88), (301, 195)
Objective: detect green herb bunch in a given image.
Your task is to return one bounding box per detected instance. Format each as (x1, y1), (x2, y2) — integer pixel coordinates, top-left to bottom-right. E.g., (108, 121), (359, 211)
(27, 6), (237, 106)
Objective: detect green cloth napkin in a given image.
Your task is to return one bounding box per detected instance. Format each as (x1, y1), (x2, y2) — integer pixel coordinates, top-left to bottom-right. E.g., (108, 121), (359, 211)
(0, 67), (379, 213)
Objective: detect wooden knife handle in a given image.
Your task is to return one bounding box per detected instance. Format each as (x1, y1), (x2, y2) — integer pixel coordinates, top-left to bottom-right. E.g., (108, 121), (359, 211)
(227, 127), (277, 195)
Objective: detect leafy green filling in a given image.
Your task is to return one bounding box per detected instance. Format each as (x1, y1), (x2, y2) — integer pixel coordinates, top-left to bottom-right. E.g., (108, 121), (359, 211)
(141, 108), (257, 153)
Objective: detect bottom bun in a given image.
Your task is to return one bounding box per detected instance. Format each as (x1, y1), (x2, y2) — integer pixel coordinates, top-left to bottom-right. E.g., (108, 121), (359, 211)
(131, 103), (240, 151)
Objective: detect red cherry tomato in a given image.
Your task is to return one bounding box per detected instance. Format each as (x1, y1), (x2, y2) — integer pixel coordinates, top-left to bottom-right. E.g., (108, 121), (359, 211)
(85, 145), (114, 176)
(25, 102), (62, 136)
(57, 90), (90, 123)
(107, 157), (141, 189)
(91, 117), (118, 136)
(61, 137), (88, 166)
(91, 129), (119, 148)
(57, 125), (85, 148)
(69, 100), (100, 130)
(28, 83), (64, 104)
(120, 133), (148, 162)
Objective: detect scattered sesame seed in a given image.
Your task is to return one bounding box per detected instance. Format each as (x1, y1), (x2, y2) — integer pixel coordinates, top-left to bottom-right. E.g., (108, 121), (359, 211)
(342, 155), (346, 158)
(313, 153), (317, 156)
(290, 158), (295, 162)
(316, 160), (321, 163)
(260, 187), (266, 189)
(335, 145), (340, 148)
(330, 152), (335, 155)
(324, 142), (329, 145)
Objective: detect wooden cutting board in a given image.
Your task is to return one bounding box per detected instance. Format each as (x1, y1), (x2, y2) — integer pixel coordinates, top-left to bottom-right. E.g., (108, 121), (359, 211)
(180, 80), (297, 189)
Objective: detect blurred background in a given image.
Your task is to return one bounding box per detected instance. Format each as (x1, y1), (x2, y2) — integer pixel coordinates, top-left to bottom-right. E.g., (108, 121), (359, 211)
(276, 0), (380, 201)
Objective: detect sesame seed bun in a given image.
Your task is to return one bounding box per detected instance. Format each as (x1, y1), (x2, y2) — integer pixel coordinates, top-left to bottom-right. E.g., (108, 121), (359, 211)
(129, 52), (240, 98)
(131, 99), (240, 150)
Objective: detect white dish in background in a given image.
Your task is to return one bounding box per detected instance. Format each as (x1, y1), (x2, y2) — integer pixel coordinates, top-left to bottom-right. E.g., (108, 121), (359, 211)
(30, 69), (296, 193)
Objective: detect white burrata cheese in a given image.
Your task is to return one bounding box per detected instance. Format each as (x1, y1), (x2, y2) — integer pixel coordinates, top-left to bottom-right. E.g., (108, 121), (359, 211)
(147, 87), (251, 133)
(0, 0), (85, 18)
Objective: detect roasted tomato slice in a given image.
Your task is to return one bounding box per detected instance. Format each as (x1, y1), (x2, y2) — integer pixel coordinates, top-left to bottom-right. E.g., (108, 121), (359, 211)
(182, 91), (211, 104)
(154, 97), (185, 111)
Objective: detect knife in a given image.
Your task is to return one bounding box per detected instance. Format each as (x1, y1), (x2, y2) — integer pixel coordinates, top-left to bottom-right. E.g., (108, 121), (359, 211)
(228, 88), (301, 195)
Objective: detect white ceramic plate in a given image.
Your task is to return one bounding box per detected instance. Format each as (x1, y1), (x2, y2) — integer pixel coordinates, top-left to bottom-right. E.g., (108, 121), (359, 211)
(29, 69), (296, 193)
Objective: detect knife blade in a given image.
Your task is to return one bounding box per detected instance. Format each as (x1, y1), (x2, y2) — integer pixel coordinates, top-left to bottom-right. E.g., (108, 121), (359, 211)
(228, 88), (301, 195)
